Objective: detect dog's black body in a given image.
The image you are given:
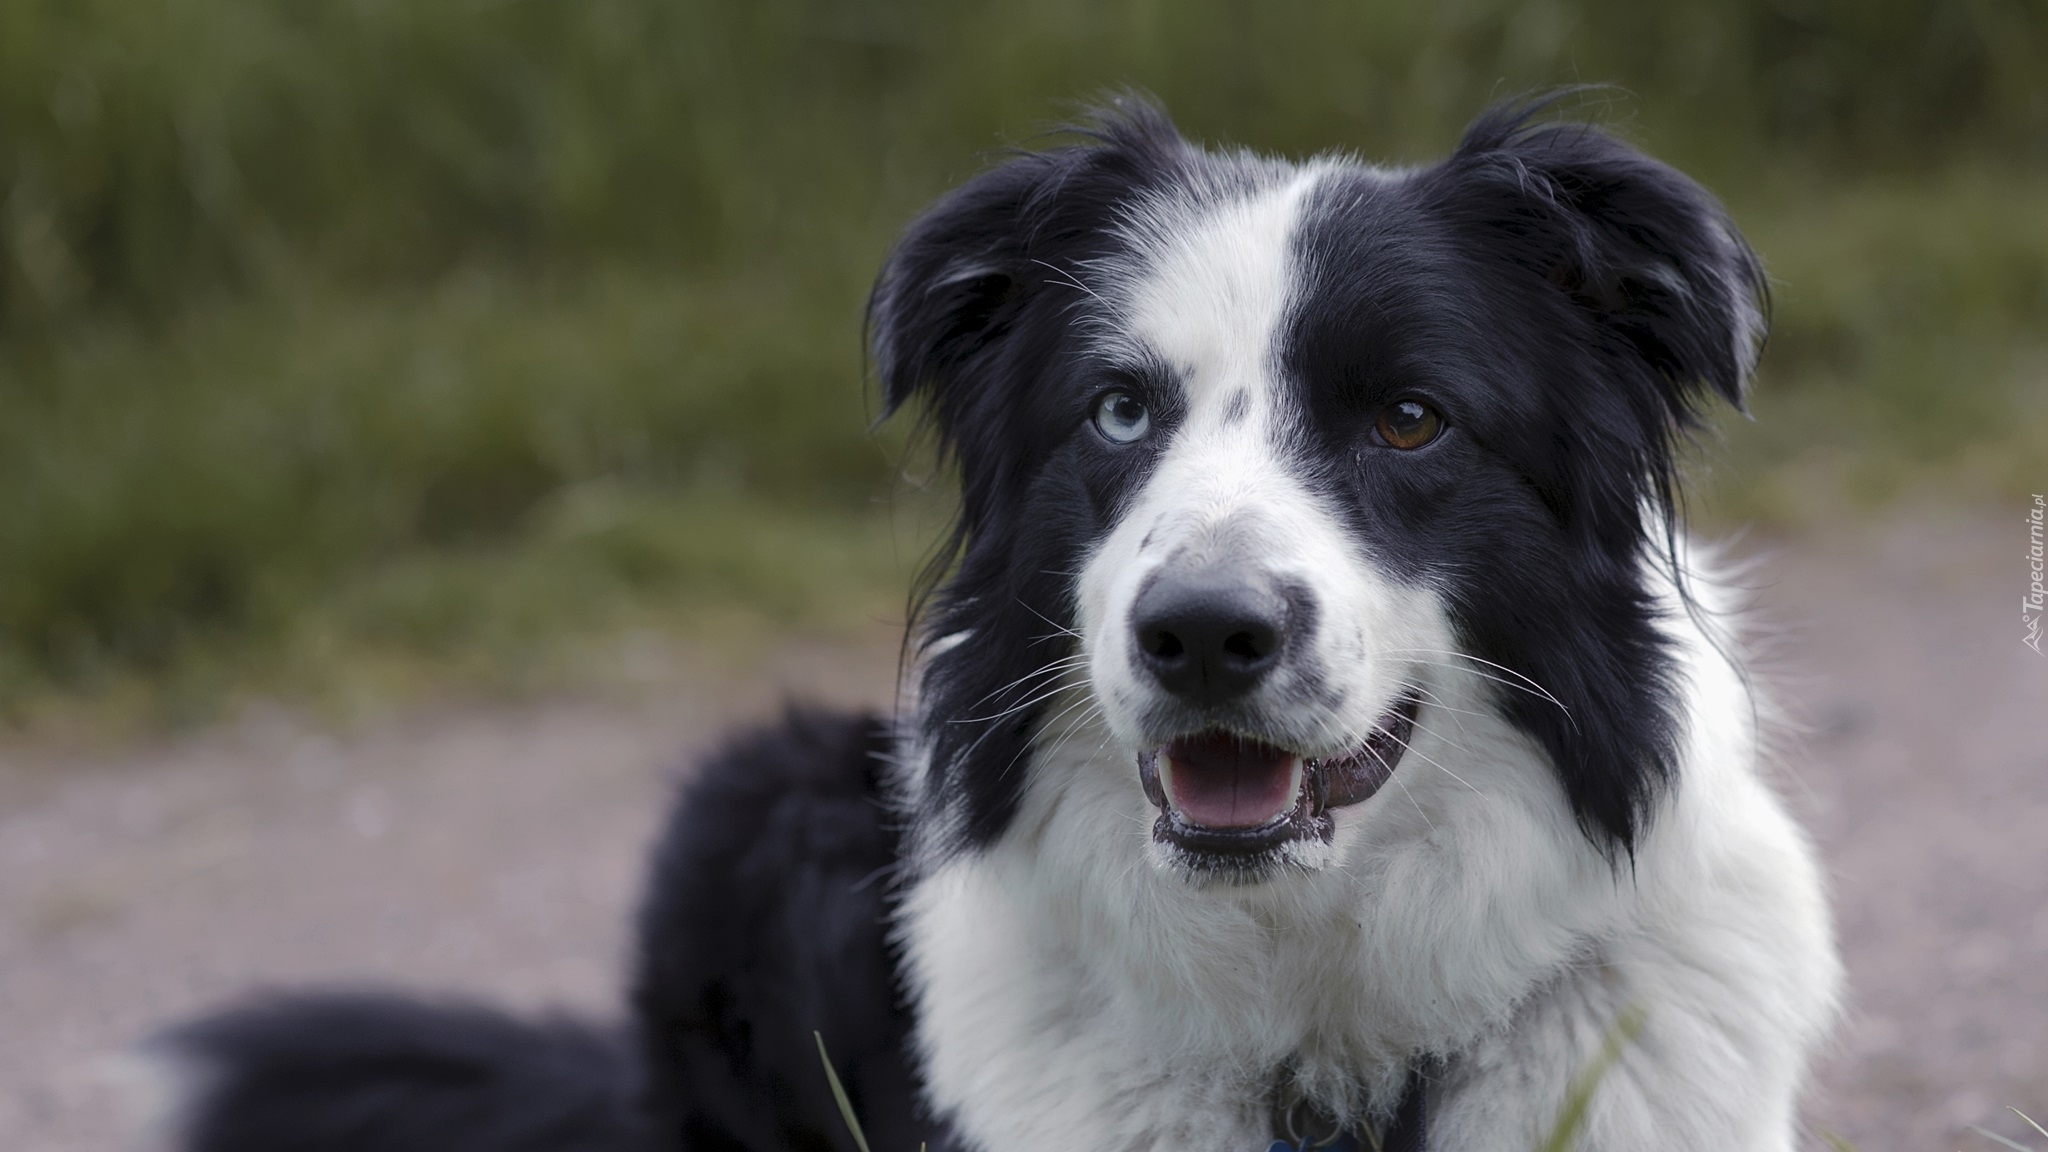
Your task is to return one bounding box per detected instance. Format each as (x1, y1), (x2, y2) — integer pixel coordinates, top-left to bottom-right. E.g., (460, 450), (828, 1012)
(167, 710), (940, 1152)
(630, 711), (929, 1152)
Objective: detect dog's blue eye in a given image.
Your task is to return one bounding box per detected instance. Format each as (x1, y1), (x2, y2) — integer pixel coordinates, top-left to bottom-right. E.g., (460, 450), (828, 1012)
(1093, 392), (1151, 444)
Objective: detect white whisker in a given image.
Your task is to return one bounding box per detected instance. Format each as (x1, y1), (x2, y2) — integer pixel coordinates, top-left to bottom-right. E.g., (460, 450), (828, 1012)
(1382, 726), (1487, 800)
(1378, 648), (1573, 719)
(960, 652), (1091, 712)
(954, 661), (1093, 724)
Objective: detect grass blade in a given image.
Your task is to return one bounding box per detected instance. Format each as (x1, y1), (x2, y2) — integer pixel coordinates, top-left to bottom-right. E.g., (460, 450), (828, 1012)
(814, 1031), (873, 1152)
(1971, 1125), (2034, 1152)
(1536, 1006), (1647, 1152)
(2014, 1110), (2048, 1142)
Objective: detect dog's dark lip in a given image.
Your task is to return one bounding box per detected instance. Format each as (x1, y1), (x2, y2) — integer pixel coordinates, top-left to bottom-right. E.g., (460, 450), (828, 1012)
(1307, 691), (1422, 810)
(1137, 690), (1422, 861)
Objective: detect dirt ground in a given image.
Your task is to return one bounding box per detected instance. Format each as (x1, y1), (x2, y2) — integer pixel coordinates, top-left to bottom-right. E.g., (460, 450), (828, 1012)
(2, 503), (2044, 1152)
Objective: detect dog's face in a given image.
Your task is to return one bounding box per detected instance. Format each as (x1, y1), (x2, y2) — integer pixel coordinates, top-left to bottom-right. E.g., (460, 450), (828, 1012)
(873, 102), (1760, 881)
(1068, 171), (1452, 879)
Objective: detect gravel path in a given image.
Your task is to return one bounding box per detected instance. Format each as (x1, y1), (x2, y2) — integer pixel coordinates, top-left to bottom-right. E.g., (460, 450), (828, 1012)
(2, 505), (2043, 1152)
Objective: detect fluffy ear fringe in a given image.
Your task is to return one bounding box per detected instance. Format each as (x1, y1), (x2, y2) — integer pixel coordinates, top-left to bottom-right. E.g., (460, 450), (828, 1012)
(1446, 95), (1767, 420)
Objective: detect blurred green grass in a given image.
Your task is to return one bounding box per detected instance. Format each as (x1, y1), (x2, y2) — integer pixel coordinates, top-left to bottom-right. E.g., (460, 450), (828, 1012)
(0, 269), (940, 727)
(1706, 165), (2048, 520)
(1, 0), (2043, 725)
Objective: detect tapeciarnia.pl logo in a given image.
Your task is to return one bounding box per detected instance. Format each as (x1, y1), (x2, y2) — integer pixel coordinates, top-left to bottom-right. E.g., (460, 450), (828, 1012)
(2027, 494), (2045, 655)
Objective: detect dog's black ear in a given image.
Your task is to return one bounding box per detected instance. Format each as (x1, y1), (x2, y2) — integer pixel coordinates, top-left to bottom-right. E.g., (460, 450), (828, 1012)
(867, 99), (1187, 426)
(1431, 100), (1766, 422)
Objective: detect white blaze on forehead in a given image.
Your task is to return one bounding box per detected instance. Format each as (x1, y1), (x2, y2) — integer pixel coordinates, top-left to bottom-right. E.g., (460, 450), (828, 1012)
(1073, 158), (1448, 767)
(1117, 167), (1328, 426)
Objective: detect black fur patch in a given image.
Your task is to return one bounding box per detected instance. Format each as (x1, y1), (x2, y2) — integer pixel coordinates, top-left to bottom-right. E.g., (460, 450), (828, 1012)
(633, 707), (950, 1151)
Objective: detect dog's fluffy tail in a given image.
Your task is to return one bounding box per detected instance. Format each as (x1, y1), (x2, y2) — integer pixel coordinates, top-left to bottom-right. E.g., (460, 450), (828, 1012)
(158, 991), (645, 1152)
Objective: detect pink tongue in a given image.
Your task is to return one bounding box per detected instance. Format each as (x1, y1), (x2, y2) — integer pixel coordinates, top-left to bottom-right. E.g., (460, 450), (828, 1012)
(1164, 732), (1300, 829)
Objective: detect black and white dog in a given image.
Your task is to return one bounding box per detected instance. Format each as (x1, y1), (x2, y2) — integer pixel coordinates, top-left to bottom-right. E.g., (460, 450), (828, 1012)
(163, 98), (1840, 1152)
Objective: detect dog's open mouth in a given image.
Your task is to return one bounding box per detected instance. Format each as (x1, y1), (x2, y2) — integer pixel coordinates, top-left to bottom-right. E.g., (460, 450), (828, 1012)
(1137, 692), (1420, 864)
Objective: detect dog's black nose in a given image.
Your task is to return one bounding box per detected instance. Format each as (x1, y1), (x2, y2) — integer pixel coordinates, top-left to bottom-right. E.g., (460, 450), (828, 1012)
(1131, 569), (1292, 706)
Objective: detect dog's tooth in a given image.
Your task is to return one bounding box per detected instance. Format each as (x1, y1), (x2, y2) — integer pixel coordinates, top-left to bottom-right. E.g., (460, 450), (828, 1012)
(1306, 759), (1329, 813)
(1137, 749), (1168, 809)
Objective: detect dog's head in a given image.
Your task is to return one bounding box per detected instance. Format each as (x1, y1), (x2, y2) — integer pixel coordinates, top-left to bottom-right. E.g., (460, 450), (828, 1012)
(873, 98), (1760, 880)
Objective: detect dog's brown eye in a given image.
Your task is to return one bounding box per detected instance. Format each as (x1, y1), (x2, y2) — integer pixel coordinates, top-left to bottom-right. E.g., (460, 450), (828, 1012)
(1375, 400), (1443, 450)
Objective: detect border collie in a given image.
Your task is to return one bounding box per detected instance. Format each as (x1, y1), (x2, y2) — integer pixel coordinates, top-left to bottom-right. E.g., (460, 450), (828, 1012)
(162, 97), (1840, 1152)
